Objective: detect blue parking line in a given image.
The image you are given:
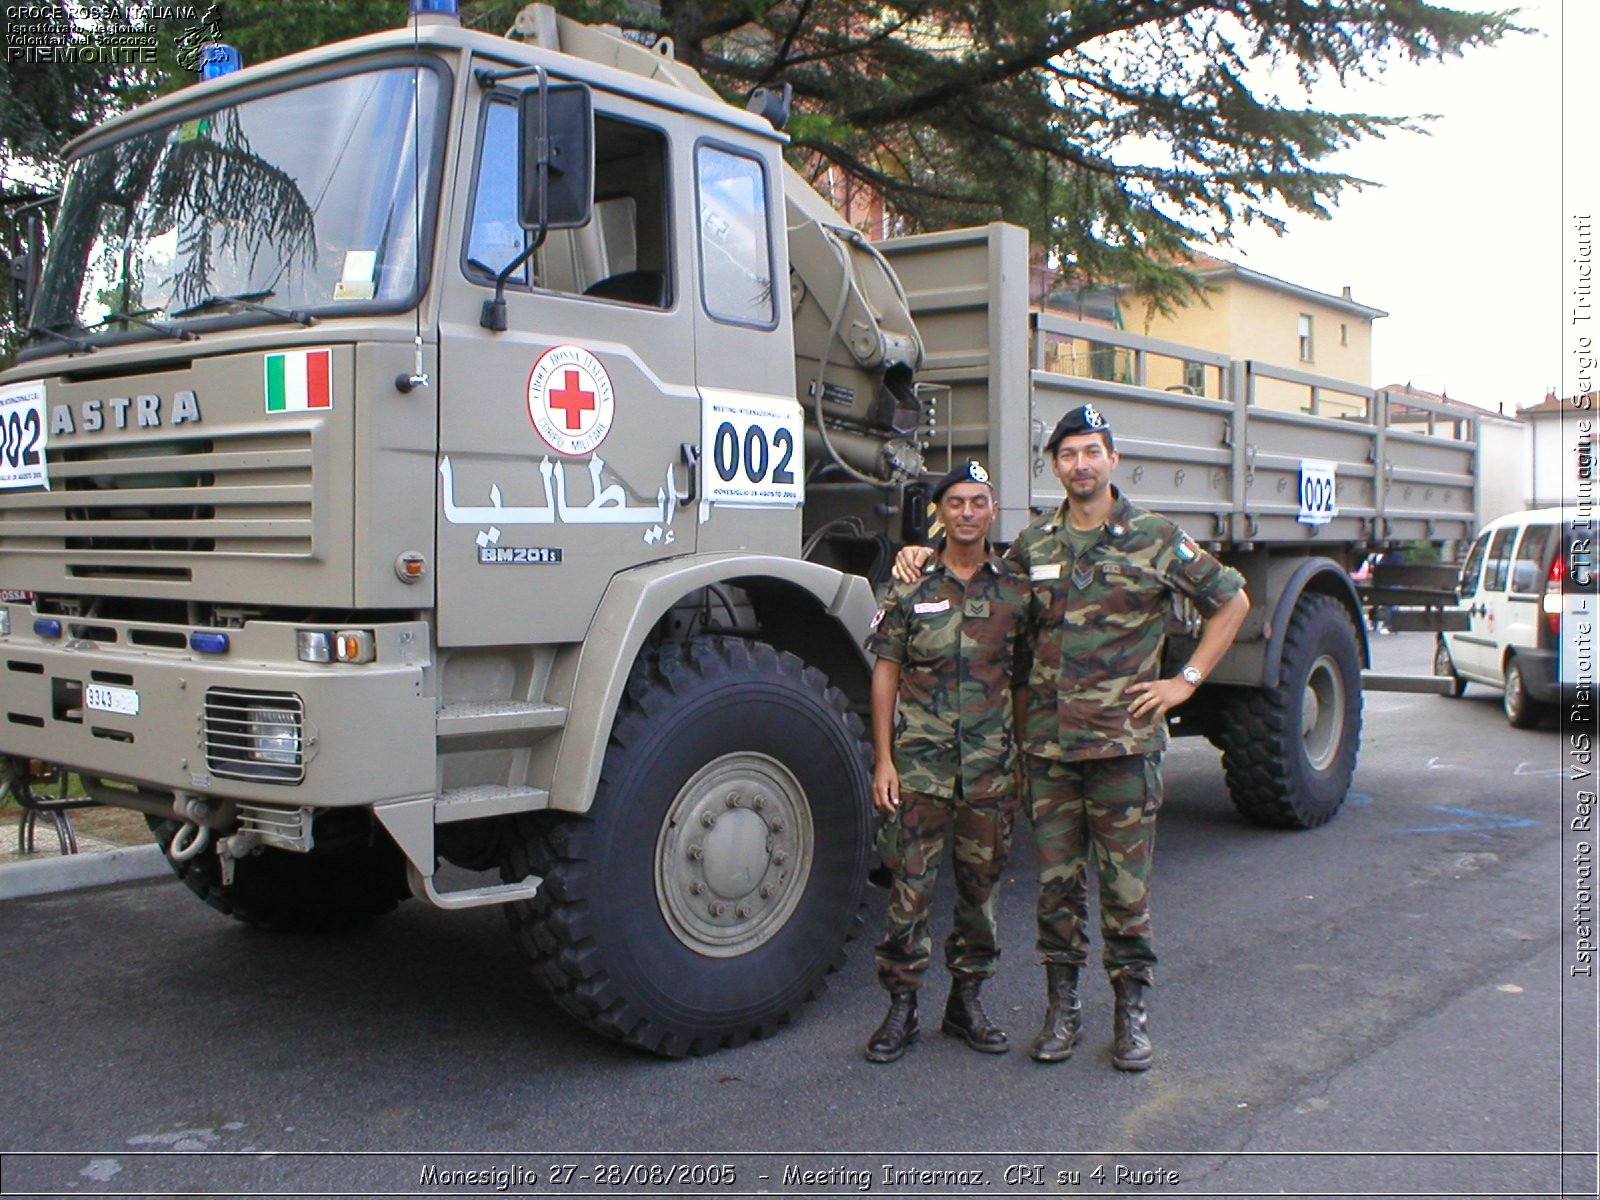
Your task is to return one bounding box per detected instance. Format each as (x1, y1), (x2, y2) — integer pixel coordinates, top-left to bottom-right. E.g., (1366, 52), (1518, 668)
(1403, 804), (1538, 834)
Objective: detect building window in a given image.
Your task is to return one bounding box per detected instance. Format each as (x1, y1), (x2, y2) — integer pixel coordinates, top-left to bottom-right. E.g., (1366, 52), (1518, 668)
(1298, 314), (1314, 362)
(1340, 322), (1349, 347)
(1182, 360), (1206, 396)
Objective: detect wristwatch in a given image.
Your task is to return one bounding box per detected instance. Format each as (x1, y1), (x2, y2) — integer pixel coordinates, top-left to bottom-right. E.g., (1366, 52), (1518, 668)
(1179, 664), (1204, 687)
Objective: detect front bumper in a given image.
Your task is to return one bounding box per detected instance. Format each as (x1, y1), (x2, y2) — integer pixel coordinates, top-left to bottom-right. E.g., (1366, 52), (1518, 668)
(0, 607), (435, 807)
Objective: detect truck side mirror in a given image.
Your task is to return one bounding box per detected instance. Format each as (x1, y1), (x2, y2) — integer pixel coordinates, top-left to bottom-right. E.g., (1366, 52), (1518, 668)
(518, 79), (593, 232)
(5, 202), (47, 323)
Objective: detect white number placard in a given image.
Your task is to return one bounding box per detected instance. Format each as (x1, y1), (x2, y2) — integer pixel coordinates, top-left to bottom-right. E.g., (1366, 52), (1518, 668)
(0, 380), (48, 491)
(1298, 459), (1337, 526)
(86, 683), (140, 716)
(701, 389), (804, 506)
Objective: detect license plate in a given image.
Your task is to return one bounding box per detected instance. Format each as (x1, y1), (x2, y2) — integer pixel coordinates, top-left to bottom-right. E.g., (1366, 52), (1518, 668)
(85, 683), (139, 716)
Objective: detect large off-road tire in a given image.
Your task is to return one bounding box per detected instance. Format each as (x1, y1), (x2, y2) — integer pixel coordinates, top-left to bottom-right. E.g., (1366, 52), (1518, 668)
(501, 637), (872, 1057)
(1434, 637), (1468, 699)
(1502, 656), (1545, 729)
(1213, 593), (1362, 829)
(147, 809), (410, 932)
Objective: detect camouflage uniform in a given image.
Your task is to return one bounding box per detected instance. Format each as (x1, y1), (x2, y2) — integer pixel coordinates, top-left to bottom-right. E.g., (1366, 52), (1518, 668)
(866, 551), (1029, 993)
(1006, 486), (1244, 981)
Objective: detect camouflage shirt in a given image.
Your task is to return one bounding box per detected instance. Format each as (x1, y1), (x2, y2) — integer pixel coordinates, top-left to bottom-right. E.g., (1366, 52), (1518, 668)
(865, 551), (1031, 799)
(1005, 487), (1245, 762)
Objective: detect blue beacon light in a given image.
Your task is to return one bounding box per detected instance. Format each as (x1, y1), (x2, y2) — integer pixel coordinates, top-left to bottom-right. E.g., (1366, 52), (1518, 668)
(410, 0), (461, 15)
(198, 43), (243, 81)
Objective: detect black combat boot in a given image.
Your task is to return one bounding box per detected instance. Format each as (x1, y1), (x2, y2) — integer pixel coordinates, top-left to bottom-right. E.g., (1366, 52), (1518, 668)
(1029, 963), (1082, 1063)
(1111, 975), (1153, 1071)
(864, 992), (919, 1063)
(941, 977), (1009, 1054)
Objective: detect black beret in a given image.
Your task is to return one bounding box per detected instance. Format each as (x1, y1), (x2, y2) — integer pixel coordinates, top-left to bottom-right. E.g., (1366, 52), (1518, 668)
(930, 459), (993, 504)
(1045, 403), (1114, 454)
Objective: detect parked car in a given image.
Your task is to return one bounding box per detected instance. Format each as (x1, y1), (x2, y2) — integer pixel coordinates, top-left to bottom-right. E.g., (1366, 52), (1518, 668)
(1435, 507), (1592, 727)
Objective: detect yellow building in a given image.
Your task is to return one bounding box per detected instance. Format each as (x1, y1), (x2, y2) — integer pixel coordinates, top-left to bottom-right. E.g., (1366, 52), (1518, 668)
(1034, 253), (1387, 419)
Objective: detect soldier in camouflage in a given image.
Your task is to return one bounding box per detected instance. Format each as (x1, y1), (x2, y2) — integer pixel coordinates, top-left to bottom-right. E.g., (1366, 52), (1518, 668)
(863, 460), (1031, 1064)
(894, 405), (1249, 1070)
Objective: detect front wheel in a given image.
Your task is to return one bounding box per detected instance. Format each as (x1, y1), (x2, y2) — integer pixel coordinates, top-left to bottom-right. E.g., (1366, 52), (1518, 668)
(1434, 638), (1468, 699)
(501, 638), (871, 1057)
(1214, 593), (1362, 829)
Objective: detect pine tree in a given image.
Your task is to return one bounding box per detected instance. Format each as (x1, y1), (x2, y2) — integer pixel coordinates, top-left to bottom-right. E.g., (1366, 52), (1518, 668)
(2, 0), (1521, 357)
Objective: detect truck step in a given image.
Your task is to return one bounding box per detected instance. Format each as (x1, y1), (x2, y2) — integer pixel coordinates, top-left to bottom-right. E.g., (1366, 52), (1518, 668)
(1361, 671), (1456, 695)
(435, 784), (550, 822)
(410, 866), (542, 911)
(437, 700), (567, 735)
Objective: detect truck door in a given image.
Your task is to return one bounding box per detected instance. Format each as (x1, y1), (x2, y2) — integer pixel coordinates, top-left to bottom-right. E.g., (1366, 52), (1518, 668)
(688, 135), (804, 556)
(437, 81), (697, 646)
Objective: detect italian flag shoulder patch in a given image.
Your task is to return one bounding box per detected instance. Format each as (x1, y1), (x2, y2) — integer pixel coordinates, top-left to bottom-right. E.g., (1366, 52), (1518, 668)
(265, 349), (333, 413)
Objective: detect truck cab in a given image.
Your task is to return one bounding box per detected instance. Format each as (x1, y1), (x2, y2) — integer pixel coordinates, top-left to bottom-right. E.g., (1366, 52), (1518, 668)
(1, 7), (878, 1057)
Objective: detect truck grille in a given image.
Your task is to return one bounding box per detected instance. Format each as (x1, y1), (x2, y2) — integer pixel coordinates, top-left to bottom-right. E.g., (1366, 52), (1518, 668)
(203, 688), (306, 784)
(1, 427), (314, 578)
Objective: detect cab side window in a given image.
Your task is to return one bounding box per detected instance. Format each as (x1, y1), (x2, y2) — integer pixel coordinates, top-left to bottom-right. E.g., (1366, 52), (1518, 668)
(1481, 528), (1516, 593)
(1509, 525), (1555, 595)
(695, 143), (775, 326)
(465, 99), (671, 308)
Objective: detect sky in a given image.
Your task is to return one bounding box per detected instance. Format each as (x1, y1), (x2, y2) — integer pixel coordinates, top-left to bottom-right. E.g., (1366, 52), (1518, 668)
(1218, 0), (1595, 415)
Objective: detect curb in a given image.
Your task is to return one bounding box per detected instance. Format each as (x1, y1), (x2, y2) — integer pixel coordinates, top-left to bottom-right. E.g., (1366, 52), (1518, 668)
(0, 844), (169, 902)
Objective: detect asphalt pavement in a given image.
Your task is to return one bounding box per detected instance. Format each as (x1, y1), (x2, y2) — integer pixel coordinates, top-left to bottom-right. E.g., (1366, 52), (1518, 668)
(0, 631), (1593, 1199)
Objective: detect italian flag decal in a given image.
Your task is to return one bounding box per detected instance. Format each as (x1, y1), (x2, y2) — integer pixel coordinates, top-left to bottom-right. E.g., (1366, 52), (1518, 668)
(264, 349), (333, 412)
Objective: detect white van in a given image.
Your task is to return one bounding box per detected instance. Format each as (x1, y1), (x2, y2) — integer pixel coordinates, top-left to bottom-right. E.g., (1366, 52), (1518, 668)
(1436, 507), (1595, 727)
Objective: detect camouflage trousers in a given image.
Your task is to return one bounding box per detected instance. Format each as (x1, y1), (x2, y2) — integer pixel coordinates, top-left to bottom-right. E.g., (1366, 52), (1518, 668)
(874, 786), (1020, 993)
(1025, 751), (1163, 982)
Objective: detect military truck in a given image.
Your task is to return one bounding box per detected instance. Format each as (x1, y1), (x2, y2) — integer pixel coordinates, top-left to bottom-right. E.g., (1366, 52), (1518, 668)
(0, 1), (1475, 1055)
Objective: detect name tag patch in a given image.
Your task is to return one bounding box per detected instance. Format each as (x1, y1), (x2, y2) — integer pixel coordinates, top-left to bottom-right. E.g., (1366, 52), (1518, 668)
(1030, 564), (1063, 581)
(913, 600), (952, 615)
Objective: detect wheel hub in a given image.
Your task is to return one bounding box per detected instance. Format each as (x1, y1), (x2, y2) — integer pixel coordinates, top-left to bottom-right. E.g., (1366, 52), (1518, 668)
(1301, 653), (1345, 772)
(655, 753), (813, 958)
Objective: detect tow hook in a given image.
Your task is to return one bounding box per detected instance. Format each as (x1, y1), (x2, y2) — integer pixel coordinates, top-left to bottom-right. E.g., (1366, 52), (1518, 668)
(167, 820), (210, 862)
(167, 793), (214, 863)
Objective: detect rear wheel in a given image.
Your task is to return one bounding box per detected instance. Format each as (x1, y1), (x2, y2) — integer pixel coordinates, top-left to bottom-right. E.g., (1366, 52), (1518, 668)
(1502, 656), (1544, 729)
(1434, 638), (1468, 699)
(148, 809), (409, 932)
(501, 637), (871, 1057)
(1214, 594), (1362, 829)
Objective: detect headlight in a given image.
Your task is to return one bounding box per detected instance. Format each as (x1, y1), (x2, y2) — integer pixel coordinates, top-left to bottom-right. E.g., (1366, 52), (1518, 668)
(205, 689), (306, 783)
(248, 710), (301, 766)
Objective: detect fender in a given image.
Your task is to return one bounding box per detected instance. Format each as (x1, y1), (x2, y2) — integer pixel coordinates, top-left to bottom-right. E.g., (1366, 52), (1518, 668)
(1260, 555), (1370, 690)
(547, 553), (877, 813)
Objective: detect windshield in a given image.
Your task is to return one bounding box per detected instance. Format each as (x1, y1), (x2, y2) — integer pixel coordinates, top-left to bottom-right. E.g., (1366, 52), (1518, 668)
(31, 61), (446, 342)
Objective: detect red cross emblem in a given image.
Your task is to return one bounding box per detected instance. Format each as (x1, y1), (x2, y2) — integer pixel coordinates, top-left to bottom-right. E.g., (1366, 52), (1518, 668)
(548, 370), (596, 431)
(527, 345), (616, 457)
